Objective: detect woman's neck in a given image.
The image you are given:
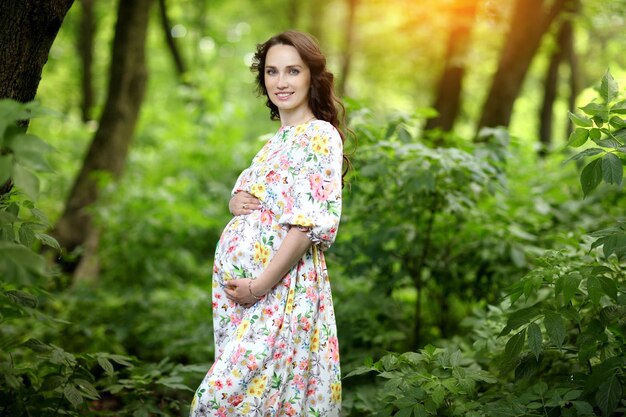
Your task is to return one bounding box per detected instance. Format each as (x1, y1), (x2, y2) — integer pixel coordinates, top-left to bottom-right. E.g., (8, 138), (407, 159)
(279, 109), (316, 127)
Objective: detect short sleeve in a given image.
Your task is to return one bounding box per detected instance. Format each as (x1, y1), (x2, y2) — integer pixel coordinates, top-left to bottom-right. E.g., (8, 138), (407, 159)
(277, 123), (343, 250)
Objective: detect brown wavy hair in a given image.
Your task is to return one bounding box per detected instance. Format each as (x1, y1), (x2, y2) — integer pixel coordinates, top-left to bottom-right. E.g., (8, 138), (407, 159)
(250, 30), (349, 150)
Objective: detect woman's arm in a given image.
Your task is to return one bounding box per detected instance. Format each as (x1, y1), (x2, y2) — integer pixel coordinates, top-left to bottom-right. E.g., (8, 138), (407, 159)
(224, 227), (312, 306)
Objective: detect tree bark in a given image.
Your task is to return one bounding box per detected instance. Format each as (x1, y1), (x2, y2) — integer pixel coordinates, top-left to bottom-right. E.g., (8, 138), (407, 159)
(0, 0), (75, 103)
(53, 0), (153, 279)
(476, 0), (568, 133)
(0, 0), (75, 195)
(158, 0), (187, 78)
(425, 0), (478, 133)
(538, 10), (574, 154)
(337, 0), (358, 97)
(79, 0), (96, 121)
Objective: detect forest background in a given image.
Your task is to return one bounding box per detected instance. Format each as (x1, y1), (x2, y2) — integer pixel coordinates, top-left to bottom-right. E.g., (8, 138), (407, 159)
(1, 0), (625, 416)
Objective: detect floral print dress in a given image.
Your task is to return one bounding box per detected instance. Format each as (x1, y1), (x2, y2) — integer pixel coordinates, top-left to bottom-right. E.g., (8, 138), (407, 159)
(190, 120), (343, 417)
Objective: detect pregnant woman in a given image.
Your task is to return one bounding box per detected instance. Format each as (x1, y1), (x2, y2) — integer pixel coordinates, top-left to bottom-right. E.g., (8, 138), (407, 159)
(190, 30), (347, 416)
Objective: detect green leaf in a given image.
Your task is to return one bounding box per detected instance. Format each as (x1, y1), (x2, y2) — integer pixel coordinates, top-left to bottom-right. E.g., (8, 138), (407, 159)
(12, 163), (39, 200)
(543, 312), (566, 348)
(562, 274), (580, 304)
(527, 323), (542, 360)
(567, 128), (589, 147)
(598, 278), (618, 303)
(601, 153), (623, 185)
(394, 408), (413, 417)
(598, 234), (626, 259)
(580, 102), (605, 116)
(5, 133), (54, 172)
(22, 338), (52, 353)
(594, 138), (622, 148)
(588, 275), (609, 304)
(596, 376), (621, 416)
(64, 384), (83, 408)
(500, 305), (541, 336)
(41, 375), (66, 392)
(572, 401), (594, 415)
(0, 241), (46, 279)
(534, 381), (549, 395)
(73, 378), (100, 399)
(97, 356), (115, 376)
(0, 154), (12, 184)
(18, 224), (36, 248)
(609, 116), (626, 129)
(569, 112), (593, 128)
(600, 70), (619, 103)
(3, 290), (38, 308)
(611, 100), (626, 114)
(563, 390), (583, 401)
(504, 329), (526, 360)
(589, 128), (602, 140)
(413, 404), (427, 417)
(35, 233), (61, 251)
(382, 354), (399, 371)
(580, 158), (603, 197)
(432, 385), (445, 407)
(565, 148), (604, 163)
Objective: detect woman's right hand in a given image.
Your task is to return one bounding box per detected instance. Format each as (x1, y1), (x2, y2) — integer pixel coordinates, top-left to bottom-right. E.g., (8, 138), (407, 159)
(229, 191), (262, 216)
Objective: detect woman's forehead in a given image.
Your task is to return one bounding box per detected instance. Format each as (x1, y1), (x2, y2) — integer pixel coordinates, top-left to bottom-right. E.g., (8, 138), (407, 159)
(265, 44), (305, 67)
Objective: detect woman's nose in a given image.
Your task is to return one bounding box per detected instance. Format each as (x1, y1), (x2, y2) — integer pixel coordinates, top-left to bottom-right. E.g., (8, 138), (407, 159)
(277, 74), (288, 88)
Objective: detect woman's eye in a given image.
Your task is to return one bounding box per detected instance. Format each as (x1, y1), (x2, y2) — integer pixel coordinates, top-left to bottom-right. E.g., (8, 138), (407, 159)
(265, 69), (276, 75)
(289, 69), (300, 75)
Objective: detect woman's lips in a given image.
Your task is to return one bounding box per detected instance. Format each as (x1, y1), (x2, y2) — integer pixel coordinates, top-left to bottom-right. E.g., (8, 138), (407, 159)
(275, 92), (293, 100)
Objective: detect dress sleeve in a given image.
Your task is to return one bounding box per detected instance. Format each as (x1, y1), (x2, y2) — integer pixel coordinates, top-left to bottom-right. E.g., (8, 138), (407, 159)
(278, 123), (343, 251)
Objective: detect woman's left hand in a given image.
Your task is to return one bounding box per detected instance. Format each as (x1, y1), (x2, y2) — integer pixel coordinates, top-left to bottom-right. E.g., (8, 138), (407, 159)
(224, 279), (261, 308)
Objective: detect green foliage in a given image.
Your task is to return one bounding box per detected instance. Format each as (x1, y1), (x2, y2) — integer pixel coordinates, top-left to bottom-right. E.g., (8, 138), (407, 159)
(566, 70), (626, 197)
(499, 248), (625, 416)
(345, 345), (496, 416)
(343, 72), (626, 416)
(0, 101), (202, 416)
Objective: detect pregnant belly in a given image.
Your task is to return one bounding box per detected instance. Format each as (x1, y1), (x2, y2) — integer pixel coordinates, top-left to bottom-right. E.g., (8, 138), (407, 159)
(213, 209), (284, 286)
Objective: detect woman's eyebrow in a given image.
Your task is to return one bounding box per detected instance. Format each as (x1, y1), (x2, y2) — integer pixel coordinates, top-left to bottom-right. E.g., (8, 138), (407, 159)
(264, 64), (304, 69)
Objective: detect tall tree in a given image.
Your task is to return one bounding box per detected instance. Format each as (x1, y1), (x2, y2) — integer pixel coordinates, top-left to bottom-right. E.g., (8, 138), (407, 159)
(0, 0), (75, 103)
(0, 0), (75, 195)
(158, 0), (187, 79)
(53, 0), (153, 280)
(425, 0), (479, 133)
(308, 0), (327, 46)
(337, 0), (359, 97)
(538, 2), (577, 154)
(79, 0), (96, 121)
(476, 0), (568, 132)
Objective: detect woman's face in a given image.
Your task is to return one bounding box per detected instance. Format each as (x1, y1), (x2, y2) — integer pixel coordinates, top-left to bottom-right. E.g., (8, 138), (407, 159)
(264, 44), (312, 116)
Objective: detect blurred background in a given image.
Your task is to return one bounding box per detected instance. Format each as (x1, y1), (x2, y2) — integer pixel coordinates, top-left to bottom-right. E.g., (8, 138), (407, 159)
(1, 0), (625, 415)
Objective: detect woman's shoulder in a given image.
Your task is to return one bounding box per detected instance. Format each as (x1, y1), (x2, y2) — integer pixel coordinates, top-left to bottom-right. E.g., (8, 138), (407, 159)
(308, 120), (341, 140)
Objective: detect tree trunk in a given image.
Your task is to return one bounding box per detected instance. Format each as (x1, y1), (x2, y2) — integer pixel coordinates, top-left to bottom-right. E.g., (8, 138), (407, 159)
(425, 0), (478, 133)
(53, 0), (153, 280)
(564, 0), (580, 139)
(158, 0), (187, 78)
(337, 0), (358, 97)
(308, 0), (326, 45)
(0, 0), (75, 103)
(538, 10), (574, 155)
(79, 0), (96, 122)
(476, 0), (568, 133)
(0, 0), (75, 195)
